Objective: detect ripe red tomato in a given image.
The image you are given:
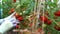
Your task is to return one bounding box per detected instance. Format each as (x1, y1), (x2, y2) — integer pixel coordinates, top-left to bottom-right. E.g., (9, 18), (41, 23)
(16, 25), (20, 28)
(54, 10), (60, 16)
(17, 16), (23, 21)
(14, 13), (21, 18)
(38, 28), (42, 32)
(29, 23), (32, 27)
(54, 25), (60, 31)
(9, 8), (15, 14)
(13, 0), (16, 3)
(40, 16), (48, 23)
(47, 20), (52, 25)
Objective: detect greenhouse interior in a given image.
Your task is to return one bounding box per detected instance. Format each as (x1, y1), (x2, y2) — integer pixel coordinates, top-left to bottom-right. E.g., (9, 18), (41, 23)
(0, 0), (60, 34)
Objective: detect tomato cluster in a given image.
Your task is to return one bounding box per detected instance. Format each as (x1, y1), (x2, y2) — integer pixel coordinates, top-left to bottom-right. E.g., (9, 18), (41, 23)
(14, 13), (23, 21)
(40, 10), (60, 31)
(9, 8), (23, 21)
(40, 16), (52, 25)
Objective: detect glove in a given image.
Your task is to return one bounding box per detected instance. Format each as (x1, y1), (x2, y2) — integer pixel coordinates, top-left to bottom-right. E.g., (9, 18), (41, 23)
(0, 19), (4, 24)
(0, 20), (14, 34)
(0, 12), (19, 34)
(0, 12), (19, 26)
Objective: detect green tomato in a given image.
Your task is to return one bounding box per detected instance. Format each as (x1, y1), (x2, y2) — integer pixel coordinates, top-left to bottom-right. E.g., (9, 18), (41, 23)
(42, 24), (47, 28)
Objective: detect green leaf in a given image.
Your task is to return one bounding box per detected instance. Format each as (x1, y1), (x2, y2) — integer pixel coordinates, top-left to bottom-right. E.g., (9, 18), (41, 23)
(54, 0), (58, 3)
